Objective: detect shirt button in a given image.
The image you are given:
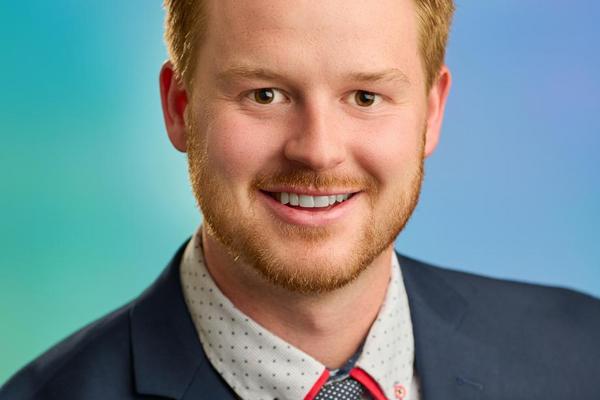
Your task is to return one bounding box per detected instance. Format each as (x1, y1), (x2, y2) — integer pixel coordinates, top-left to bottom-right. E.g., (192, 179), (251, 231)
(394, 383), (406, 399)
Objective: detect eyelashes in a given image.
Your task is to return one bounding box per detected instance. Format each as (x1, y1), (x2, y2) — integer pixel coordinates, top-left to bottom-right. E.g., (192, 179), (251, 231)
(245, 88), (383, 108)
(247, 88), (286, 105)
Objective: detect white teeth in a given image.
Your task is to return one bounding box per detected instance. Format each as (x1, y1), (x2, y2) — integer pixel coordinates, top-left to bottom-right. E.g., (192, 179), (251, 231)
(313, 196), (330, 207)
(280, 192), (289, 205)
(299, 195), (314, 207)
(289, 193), (299, 206)
(275, 192), (353, 207)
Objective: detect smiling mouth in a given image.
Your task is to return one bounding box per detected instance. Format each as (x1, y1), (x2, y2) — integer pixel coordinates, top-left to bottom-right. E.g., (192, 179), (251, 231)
(261, 190), (357, 210)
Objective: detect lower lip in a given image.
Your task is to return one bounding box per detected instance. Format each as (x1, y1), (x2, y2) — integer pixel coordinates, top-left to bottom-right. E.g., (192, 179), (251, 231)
(259, 191), (361, 227)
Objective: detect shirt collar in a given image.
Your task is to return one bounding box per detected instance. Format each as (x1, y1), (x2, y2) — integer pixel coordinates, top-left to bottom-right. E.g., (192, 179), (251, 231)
(355, 252), (415, 399)
(180, 227), (415, 400)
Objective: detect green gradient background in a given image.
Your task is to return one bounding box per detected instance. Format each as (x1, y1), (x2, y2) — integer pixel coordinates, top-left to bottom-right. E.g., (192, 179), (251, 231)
(1, 1), (599, 384)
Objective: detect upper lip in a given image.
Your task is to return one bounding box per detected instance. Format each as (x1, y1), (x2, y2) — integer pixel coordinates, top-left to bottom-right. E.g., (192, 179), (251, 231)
(259, 187), (361, 196)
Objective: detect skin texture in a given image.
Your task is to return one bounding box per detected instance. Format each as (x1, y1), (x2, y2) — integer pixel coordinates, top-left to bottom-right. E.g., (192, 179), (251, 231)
(160, 0), (451, 368)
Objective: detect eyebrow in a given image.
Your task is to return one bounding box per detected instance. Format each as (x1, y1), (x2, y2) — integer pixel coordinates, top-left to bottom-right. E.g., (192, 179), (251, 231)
(346, 69), (411, 85)
(216, 65), (410, 86)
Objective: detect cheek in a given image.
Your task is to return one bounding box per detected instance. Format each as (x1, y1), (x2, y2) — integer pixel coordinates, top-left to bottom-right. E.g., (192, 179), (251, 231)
(204, 111), (286, 184)
(348, 114), (424, 185)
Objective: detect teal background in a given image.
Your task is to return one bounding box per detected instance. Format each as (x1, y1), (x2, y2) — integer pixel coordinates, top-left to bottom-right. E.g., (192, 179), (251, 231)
(1, 1), (599, 385)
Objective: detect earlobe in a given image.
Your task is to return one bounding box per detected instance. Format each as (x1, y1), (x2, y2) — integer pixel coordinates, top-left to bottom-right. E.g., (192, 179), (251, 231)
(159, 60), (189, 153)
(423, 66), (452, 158)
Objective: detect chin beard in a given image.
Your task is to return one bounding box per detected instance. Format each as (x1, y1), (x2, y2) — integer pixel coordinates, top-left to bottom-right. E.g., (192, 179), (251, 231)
(186, 108), (425, 294)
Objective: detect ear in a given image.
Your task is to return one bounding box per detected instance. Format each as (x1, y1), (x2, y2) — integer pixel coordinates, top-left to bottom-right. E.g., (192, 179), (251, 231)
(159, 60), (189, 153)
(423, 65), (452, 158)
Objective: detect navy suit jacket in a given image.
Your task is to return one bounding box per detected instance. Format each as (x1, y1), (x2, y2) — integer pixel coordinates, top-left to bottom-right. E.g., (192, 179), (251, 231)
(2, 237), (600, 399)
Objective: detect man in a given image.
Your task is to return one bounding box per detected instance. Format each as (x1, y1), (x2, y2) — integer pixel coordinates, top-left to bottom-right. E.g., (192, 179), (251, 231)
(2, 0), (599, 399)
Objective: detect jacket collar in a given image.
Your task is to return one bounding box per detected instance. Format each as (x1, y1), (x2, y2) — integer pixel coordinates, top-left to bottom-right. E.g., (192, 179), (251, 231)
(129, 238), (498, 399)
(129, 236), (238, 399)
(397, 252), (500, 399)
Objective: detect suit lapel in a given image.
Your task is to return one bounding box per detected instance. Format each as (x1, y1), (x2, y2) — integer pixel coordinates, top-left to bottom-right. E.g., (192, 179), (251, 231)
(398, 252), (500, 400)
(129, 237), (238, 399)
(128, 238), (500, 399)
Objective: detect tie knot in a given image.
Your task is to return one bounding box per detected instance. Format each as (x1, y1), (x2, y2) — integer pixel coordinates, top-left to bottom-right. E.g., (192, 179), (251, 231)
(314, 376), (367, 400)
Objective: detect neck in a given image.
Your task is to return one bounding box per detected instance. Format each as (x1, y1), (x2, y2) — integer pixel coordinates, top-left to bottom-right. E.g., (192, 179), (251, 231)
(200, 226), (393, 369)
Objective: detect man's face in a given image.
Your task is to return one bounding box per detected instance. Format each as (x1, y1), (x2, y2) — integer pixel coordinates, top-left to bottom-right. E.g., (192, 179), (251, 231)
(186, 0), (433, 293)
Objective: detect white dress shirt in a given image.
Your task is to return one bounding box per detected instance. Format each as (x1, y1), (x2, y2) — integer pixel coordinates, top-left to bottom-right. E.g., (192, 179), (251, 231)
(180, 227), (421, 400)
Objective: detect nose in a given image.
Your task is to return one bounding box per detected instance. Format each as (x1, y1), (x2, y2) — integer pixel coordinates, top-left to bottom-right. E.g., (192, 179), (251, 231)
(283, 101), (346, 172)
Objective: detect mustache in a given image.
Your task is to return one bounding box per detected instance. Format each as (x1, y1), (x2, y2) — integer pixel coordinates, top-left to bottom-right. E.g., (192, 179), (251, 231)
(252, 169), (378, 192)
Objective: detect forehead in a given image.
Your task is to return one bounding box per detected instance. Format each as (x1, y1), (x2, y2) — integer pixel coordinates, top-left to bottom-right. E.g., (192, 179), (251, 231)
(199, 0), (422, 85)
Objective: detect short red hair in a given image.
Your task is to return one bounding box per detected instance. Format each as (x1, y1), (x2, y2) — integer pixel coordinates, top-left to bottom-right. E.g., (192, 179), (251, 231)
(163, 0), (455, 92)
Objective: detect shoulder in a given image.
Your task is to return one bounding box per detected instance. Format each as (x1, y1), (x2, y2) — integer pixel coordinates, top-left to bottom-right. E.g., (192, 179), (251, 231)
(0, 302), (135, 400)
(1, 238), (195, 400)
(398, 252), (600, 322)
(397, 252), (600, 366)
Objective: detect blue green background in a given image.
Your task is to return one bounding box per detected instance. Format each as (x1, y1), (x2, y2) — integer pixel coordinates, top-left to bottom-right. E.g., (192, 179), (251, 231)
(1, 1), (599, 384)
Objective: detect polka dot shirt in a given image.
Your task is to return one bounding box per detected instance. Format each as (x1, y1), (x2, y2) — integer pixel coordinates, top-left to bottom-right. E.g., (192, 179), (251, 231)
(180, 228), (421, 400)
